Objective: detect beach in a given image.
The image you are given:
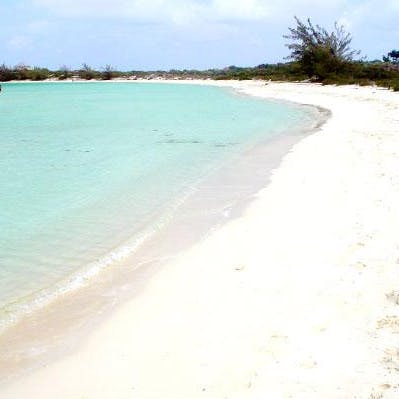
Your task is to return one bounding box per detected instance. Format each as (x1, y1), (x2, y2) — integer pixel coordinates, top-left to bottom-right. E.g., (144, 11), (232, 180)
(1, 81), (399, 398)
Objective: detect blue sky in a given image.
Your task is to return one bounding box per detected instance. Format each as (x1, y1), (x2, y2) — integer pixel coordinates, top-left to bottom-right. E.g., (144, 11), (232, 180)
(1, 0), (398, 70)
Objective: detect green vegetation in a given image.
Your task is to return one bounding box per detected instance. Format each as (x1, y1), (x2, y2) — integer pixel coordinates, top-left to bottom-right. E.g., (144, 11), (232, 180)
(78, 63), (98, 80)
(58, 65), (72, 80)
(391, 79), (399, 92)
(102, 65), (114, 80)
(0, 63), (52, 81)
(1, 61), (397, 90)
(383, 50), (399, 64)
(0, 18), (398, 90)
(284, 17), (360, 81)
(282, 17), (399, 87)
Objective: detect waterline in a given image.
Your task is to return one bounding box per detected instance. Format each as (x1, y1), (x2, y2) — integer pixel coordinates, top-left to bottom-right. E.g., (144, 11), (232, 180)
(0, 82), (328, 380)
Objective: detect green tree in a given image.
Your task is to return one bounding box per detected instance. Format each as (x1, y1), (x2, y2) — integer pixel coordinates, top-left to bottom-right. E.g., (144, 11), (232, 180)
(58, 65), (72, 80)
(28, 67), (50, 81)
(0, 64), (14, 81)
(14, 63), (30, 80)
(79, 63), (96, 80)
(383, 50), (399, 64)
(102, 64), (114, 80)
(284, 17), (360, 80)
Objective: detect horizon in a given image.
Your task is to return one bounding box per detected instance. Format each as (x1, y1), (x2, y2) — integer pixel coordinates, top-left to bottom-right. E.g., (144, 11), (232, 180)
(1, 0), (399, 70)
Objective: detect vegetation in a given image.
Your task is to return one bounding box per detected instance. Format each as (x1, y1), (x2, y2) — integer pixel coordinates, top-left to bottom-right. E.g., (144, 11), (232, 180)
(78, 63), (98, 80)
(0, 18), (398, 91)
(1, 63), (52, 81)
(102, 64), (114, 80)
(280, 17), (399, 88)
(283, 17), (360, 81)
(58, 65), (72, 80)
(383, 50), (399, 64)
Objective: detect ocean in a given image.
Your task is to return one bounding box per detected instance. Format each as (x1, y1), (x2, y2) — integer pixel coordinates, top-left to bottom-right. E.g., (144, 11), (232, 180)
(0, 81), (314, 328)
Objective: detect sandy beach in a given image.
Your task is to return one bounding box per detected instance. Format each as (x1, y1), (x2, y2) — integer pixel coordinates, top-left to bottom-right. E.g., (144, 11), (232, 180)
(1, 81), (399, 399)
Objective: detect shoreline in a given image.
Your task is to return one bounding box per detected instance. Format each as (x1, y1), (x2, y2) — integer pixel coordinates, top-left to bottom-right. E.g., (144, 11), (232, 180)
(0, 81), (326, 383)
(1, 81), (399, 398)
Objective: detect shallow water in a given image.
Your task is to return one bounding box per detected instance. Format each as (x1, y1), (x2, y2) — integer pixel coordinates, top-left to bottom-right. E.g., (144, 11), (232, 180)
(0, 82), (311, 326)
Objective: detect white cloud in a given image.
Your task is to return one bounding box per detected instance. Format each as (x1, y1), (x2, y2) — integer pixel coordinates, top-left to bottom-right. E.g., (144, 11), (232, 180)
(334, 0), (398, 29)
(33, 0), (270, 23)
(30, 0), (399, 57)
(33, 0), (366, 28)
(212, 0), (269, 20)
(27, 19), (50, 33)
(7, 35), (32, 50)
(26, 0), (399, 26)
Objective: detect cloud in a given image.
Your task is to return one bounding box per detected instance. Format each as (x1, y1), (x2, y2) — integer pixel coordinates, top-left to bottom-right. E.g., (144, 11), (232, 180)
(7, 35), (32, 50)
(334, 0), (398, 28)
(33, 0), (270, 23)
(27, 19), (50, 33)
(212, 0), (269, 20)
(32, 0), (368, 28)
(11, 0), (398, 68)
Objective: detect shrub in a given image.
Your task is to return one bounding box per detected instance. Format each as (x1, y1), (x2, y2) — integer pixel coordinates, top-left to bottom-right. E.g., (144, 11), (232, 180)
(392, 79), (399, 92)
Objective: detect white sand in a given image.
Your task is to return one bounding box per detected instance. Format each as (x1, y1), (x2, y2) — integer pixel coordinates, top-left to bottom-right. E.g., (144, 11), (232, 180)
(2, 81), (399, 399)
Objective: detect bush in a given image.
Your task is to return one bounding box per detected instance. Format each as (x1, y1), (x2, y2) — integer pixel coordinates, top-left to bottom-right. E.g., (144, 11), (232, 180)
(102, 65), (114, 80)
(391, 79), (399, 92)
(0, 64), (14, 81)
(79, 63), (97, 80)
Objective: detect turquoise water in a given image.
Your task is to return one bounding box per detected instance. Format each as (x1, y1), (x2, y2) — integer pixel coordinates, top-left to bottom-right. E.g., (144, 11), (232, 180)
(0, 82), (309, 324)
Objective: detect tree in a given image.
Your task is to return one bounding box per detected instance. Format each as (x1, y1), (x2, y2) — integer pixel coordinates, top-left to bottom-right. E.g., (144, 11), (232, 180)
(102, 64), (114, 80)
(0, 64), (14, 81)
(79, 63), (96, 80)
(28, 67), (51, 81)
(14, 63), (30, 80)
(383, 50), (399, 64)
(58, 65), (72, 80)
(284, 17), (360, 80)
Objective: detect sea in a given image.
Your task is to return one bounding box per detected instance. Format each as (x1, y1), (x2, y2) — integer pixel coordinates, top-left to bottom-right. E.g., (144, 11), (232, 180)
(0, 81), (317, 330)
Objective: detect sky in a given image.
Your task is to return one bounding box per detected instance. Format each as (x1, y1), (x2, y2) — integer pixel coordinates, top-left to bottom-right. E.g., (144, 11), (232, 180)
(1, 0), (398, 71)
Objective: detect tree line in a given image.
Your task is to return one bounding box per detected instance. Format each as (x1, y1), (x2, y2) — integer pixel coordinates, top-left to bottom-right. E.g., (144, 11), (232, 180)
(0, 63), (123, 82)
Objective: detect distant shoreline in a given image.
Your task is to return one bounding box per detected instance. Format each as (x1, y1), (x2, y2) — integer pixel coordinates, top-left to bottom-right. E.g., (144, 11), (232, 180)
(1, 76), (212, 83)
